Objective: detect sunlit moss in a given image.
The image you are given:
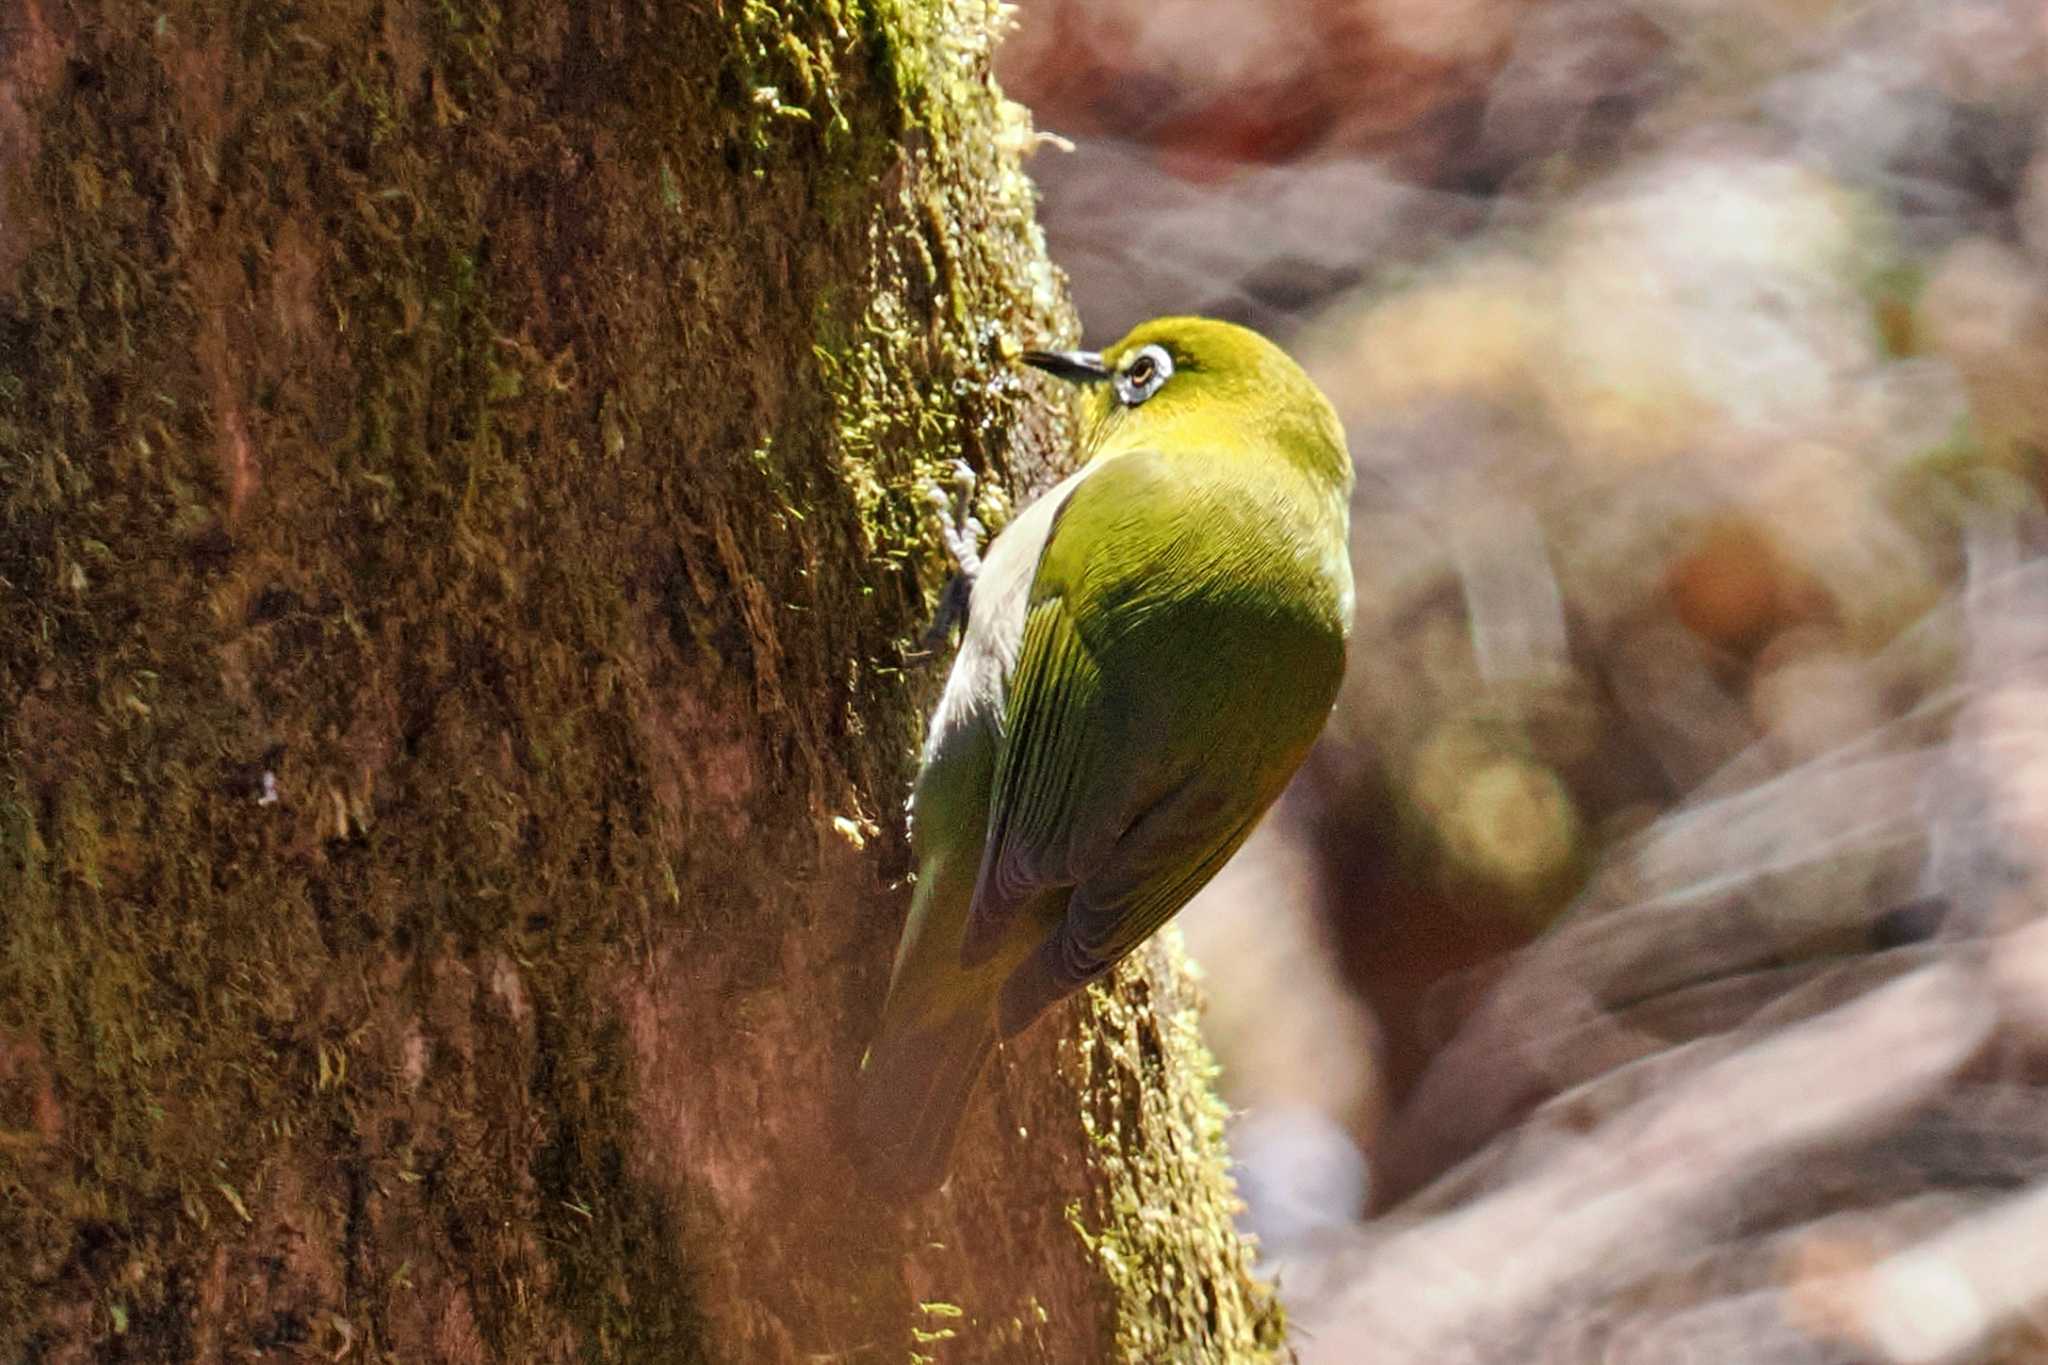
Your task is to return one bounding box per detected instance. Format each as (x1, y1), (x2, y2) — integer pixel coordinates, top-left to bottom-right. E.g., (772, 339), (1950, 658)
(0, 1), (1271, 1359)
(1066, 931), (1290, 1362)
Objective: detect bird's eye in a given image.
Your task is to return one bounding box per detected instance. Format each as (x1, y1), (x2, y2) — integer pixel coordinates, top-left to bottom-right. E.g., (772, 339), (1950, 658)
(1114, 345), (1174, 406)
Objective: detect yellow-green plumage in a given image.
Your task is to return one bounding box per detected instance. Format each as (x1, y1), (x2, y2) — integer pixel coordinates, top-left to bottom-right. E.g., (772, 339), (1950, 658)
(857, 317), (1355, 1196)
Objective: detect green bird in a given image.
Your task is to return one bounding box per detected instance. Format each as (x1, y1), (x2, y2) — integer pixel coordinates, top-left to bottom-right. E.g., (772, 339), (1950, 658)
(856, 317), (1355, 1196)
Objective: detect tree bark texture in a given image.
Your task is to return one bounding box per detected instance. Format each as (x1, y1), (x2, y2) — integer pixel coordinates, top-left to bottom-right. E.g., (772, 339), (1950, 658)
(0, 2), (1282, 1359)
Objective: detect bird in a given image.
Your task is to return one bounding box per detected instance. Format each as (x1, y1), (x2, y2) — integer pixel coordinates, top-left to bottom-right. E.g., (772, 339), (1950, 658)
(855, 316), (1355, 1197)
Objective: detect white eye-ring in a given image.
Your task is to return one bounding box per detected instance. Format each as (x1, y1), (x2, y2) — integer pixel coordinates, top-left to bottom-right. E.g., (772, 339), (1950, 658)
(1114, 344), (1174, 406)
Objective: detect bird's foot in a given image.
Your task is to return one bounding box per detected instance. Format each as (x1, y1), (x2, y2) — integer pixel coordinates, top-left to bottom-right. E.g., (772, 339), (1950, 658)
(930, 458), (984, 584)
(911, 460), (983, 662)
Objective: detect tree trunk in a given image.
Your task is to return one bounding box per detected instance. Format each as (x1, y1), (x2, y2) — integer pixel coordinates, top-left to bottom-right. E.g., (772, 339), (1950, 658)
(0, 3), (1282, 1359)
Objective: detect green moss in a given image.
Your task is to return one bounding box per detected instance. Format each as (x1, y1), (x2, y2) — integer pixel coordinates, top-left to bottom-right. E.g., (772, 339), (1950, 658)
(0, 1), (853, 1355)
(0, 0), (1269, 1358)
(1065, 932), (1290, 1362)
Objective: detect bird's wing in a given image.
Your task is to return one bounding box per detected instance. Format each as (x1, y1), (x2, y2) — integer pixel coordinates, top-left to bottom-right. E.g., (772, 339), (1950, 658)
(960, 449), (1327, 985)
(955, 556), (1107, 965)
(996, 796), (1267, 1035)
(1066, 795), (1263, 970)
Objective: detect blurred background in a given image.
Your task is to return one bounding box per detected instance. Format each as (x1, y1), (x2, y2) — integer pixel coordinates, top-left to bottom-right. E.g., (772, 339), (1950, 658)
(998, 0), (2048, 1359)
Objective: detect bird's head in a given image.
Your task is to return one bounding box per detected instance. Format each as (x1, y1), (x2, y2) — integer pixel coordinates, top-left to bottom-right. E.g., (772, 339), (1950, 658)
(1024, 316), (1352, 492)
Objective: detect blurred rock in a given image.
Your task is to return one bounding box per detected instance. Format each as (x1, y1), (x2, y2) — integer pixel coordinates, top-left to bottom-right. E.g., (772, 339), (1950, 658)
(1228, 1106), (1371, 1254)
(1002, 0), (1536, 167)
(1755, 0), (2042, 247)
(1666, 517), (1823, 653)
(1921, 236), (2048, 467)
(1753, 441), (1944, 646)
(1411, 719), (1581, 902)
(1977, 682), (2048, 867)
(1921, 236), (2044, 366)
(2021, 145), (2048, 261)
(1992, 915), (2048, 1044)
(1542, 152), (1883, 466)
(1608, 617), (1757, 789)
(1017, 142), (1481, 341)
(1306, 254), (1546, 415)
(1177, 806), (1384, 1139)
(1001, 4), (2048, 1337)
(1750, 630), (1889, 762)
(1918, 0), (2048, 107)
(1478, 0), (1673, 182)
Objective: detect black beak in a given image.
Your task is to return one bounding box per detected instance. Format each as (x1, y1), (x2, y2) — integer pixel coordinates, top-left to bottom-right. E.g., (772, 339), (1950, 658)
(1022, 348), (1110, 384)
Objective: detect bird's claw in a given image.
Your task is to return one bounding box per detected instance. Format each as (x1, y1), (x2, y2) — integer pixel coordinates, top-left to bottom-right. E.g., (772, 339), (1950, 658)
(932, 459), (984, 579)
(911, 460), (984, 663)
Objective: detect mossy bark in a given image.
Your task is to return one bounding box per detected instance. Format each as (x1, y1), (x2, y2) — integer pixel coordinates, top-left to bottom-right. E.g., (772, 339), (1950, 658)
(0, 1), (1281, 1360)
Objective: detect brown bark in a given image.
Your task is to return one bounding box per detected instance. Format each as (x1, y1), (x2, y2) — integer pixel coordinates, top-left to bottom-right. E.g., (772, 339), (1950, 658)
(0, 2), (1280, 1359)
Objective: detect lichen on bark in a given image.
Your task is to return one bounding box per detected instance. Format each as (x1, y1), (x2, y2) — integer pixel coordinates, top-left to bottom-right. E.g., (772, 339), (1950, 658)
(0, 1), (1279, 1359)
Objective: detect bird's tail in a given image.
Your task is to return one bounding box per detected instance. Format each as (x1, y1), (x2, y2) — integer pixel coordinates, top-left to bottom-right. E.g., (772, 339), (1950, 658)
(853, 1002), (998, 1199)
